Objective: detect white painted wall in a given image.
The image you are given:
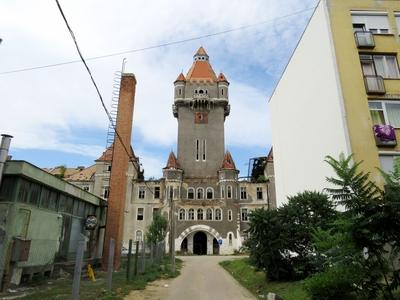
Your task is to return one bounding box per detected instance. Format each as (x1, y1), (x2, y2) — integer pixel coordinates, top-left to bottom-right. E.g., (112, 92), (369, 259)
(269, 1), (350, 206)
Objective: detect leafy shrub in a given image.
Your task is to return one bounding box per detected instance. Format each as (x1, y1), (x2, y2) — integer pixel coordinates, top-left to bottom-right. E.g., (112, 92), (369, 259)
(303, 265), (360, 300)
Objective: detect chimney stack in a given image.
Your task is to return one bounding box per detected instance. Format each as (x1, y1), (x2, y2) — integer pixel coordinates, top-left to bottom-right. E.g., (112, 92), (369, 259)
(0, 134), (13, 186)
(102, 74), (136, 271)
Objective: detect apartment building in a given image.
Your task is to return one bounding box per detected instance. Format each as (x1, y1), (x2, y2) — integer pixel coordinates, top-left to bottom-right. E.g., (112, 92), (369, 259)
(270, 0), (400, 205)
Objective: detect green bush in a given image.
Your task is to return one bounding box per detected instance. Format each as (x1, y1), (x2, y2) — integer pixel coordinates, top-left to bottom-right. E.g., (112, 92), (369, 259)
(303, 265), (360, 300)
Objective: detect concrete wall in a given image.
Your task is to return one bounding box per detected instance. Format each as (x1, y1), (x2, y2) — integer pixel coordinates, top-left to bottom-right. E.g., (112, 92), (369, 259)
(177, 105), (225, 178)
(270, 1), (350, 205)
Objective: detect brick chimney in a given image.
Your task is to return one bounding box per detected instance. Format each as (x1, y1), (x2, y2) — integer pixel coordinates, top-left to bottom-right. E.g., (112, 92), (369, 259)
(102, 73), (136, 271)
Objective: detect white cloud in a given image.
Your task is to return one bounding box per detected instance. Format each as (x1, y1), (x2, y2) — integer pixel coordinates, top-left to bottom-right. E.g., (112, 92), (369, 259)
(0, 0), (317, 168)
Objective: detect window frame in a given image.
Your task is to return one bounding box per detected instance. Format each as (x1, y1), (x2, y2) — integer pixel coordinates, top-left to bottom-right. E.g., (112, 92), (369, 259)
(206, 187), (213, 199)
(227, 185), (232, 199)
(187, 187), (195, 200)
(137, 207), (144, 221)
(179, 208), (186, 220)
(369, 100), (400, 128)
(240, 186), (247, 200)
(206, 208), (213, 220)
(197, 208), (204, 220)
(138, 186), (146, 199)
(154, 186), (160, 199)
(256, 187), (263, 200)
(215, 208), (222, 221)
(188, 208), (195, 220)
(360, 54), (400, 79)
(228, 209), (233, 221)
(197, 187), (204, 200)
(241, 208), (248, 222)
(351, 11), (391, 34)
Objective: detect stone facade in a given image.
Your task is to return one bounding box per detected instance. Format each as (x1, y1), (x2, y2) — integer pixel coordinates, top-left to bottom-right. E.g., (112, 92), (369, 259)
(57, 47), (276, 255)
(125, 48), (273, 254)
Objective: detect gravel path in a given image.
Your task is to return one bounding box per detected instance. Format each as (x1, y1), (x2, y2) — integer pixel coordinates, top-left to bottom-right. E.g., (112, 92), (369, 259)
(125, 256), (255, 300)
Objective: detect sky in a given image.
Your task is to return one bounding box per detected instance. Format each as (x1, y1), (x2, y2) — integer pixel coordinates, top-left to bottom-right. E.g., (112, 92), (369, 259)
(1, 0), (317, 179)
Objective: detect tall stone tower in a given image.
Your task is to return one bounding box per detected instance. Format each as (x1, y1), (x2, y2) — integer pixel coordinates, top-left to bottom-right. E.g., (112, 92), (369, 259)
(173, 47), (230, 178)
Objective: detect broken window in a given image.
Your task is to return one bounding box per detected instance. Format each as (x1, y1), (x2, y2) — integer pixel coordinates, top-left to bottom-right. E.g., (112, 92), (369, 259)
(137, 208), (144, 221)
(197, 187), (204, 199)
(206, 187), (213, 199)
(138, 186), (145, 199)
(154, 186), (160, 199)
(256, 187), (263, 200)
(240, 187), (247, 200)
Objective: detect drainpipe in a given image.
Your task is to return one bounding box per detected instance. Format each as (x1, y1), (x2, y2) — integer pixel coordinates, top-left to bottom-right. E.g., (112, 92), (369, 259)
(0, 134), (13, 186)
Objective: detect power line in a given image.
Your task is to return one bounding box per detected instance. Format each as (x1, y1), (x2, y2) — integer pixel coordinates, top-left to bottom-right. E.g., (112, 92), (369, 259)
(1, 5), (316, 76)
(54, 0), (153, 195)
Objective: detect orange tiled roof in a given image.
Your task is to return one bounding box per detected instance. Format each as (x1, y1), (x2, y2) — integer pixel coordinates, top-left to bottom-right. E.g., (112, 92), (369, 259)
(165, 152), (180, 169)
(186, 47), (217, 82)
(96, 143), (136, 162)
(217, 72), (229, 83)
(221, 151), (236, 170)
(195, 46), (208, 56)
(66, 165), (96, 181)
(174, 73), (186, 82)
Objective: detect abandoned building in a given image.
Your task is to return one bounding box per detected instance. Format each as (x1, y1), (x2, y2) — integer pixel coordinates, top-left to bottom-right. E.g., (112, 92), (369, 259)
(52, 47), (276, 255)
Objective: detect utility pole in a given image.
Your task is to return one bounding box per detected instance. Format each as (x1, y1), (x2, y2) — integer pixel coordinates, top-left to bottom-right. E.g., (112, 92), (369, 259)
(169, 188), (175, 273)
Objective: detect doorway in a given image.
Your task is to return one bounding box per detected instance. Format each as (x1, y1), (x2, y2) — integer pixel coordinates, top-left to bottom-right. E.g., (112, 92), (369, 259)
(193, 231), (207, 255)
(181, 237), (188, 253)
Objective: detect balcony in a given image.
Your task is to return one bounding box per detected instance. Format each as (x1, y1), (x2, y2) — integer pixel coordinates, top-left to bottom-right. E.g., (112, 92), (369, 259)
(364, 75), (385, 95)
(354, 31), (375, 48)
(373, 124), (397, 147)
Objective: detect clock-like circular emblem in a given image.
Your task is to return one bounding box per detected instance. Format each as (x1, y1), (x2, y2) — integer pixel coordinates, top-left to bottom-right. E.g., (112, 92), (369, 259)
(85, 215), (98, 230)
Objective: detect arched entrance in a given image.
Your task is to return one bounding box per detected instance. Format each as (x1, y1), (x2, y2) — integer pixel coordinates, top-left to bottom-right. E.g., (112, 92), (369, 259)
(193, 231), (207, 255)
(213, 238), (220, 255)
(181, 237), (188, 253)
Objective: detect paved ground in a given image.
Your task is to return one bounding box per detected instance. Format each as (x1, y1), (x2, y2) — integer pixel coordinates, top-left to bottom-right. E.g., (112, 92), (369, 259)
(125, 256), (255, 300)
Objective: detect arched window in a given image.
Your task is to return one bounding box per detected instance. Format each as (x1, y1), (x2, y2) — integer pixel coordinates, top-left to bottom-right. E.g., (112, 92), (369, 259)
(179, 208), (186, 220)
(199, 89), (204, 94)
(215, 208), (222, 221)
(187, 188), (194, 200)
(136, 230), (143, 241)
(228, 233), (232, 246)
(197, 208), (203, 220)
(206, 208), (213, 220)
(228, 209), (233, 221)
(227, 185), (232, 199)
(197, 187), (204, 199)
(188, 208), (195, 220)
(221, 185), (225, 199)
(206, 187), (213, 199)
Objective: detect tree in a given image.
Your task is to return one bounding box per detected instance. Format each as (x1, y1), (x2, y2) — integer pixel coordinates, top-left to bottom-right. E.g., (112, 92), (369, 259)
(306, 154), (400, 299)
(246, 191), (336, 280)
(146, 213), (168, 245)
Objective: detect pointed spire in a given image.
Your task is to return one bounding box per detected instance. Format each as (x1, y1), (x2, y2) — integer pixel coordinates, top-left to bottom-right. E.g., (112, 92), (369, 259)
(165, 151), (180, 169)
(174, 72), (186, 83)
(186, 47), (217, 82)
(195, 46), (208, 56)
(221, 151), (236, 170)
(217, 72), (229, 83)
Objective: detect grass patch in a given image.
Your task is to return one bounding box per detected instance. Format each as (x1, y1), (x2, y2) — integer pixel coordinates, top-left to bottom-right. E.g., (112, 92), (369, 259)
(220, 258), (308, 300)
(17, 257), (181, 300)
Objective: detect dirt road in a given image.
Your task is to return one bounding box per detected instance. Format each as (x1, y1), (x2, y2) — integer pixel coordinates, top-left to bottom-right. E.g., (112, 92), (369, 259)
(125, 256), (255, 300)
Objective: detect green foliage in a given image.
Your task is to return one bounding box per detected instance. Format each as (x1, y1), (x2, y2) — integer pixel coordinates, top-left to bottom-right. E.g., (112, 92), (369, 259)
(306, 154), (400, 300)
(146, 213), (167, 245)
(246, 191), (336, 281)
(220, 258), (308, 300)
(304, 265), (361, 300)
